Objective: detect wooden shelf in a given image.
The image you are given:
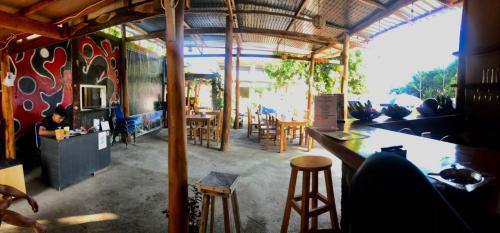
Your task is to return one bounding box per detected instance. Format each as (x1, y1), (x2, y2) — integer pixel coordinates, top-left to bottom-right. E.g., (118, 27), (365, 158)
(454, 44), (500, 57)
(458, 83), (500, 88)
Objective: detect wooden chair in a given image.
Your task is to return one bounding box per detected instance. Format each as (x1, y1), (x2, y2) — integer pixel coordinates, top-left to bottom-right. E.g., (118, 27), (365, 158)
(185, 106), (193, 115)
(200, 111), (223, 146)
(281, 156), (339, 233)
(191, 120), (204, 145)
(258, 113), (277, 146)
(288, 124), (304, 145)
(247, 107), (259, 137)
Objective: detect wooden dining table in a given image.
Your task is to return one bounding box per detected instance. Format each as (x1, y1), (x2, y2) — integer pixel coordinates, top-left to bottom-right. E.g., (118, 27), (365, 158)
(277, 119), (308, 153)
(186, 114), (216, 148)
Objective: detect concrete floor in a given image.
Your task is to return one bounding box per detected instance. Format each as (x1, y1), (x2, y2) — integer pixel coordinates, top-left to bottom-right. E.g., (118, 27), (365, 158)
(1, 128), (342, 233)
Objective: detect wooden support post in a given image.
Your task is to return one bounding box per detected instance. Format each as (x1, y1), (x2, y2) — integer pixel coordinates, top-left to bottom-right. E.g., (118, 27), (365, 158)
(340, 34), (350, 120)
(195, 83), (200, 99)
(165, 0), (188, 232)
(220, 15), (233, 152)
(186, 81), (191, 98)
(121, 24), (130, 117)
(306, 58), (314, 123)
(340, 34), (350, 94)
(233, 47), (241, 129)
(1, 51), (15, 159)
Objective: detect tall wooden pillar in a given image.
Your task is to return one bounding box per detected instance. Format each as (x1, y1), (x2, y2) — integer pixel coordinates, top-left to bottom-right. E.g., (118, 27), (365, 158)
(164, 0), (188, 232)
(1, 51), (15, 159)
(306, 58), (315, 123)
(221, 15), (233, 151)
(340, 33), (350, 95)
(233, 47), (241, 129)
(341, 34), (350, 120)
(121, 24), (130, 117)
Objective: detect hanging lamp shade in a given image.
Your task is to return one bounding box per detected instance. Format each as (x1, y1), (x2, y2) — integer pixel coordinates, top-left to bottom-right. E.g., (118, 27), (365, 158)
(312, 15), (325, 29)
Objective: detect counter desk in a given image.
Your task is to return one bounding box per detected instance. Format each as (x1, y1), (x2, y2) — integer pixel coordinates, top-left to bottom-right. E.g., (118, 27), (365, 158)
(306, 115), (500, 233)
(40, 132), (111, 190)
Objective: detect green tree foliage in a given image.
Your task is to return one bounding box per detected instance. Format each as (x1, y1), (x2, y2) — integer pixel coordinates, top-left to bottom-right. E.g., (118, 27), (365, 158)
(211, 74), (224, 110)
(263, 50), (367, 95)
(390, 59), (458, 99)
(101, 26), (121, 38)
(346, 50), (368, 95)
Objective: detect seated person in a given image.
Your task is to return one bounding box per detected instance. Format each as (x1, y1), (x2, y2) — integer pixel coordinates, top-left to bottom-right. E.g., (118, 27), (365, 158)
(38, 106), (68, 137)
(0, 184), (47, 233)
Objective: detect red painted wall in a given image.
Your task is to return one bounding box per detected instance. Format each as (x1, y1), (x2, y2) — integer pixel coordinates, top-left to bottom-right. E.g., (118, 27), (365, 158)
(11, 42), (73, 137)
(78, 36), (121, 104)
(9, 34), (121, 140)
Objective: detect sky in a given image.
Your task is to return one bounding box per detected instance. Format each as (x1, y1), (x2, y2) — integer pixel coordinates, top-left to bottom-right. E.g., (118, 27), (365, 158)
(362, 6), (463, 101)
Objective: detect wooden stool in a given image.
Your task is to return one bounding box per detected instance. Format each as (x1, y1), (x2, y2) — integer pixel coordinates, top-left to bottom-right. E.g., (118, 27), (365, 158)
(281, 156), (339, 233)
(196, 172), (241, 233)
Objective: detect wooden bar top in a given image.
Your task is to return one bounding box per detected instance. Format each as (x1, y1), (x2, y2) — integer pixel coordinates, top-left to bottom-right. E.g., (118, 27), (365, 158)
(306, 115), (500, 230)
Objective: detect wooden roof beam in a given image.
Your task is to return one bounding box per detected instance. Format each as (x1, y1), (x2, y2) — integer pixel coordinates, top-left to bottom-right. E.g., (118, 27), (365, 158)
(313, 42), (342, 57)
(186, 9), (347, 32)
(0, 10), (64, 39)
(53, 0), (116, 24)
(184, 53), (333, 63)
(358, 0), (387, 10)
(314, 37), (366, 57)
(9, 36), (61, 54)
(9, 0), (155, 53)
(127, 27), (331, 46)
(16, 0), (59, 16)
(202, 28), (331, 45)
(3, 0), (114, 42)
(347, 0), (414, 38)
(126, 22), (165, 47)
(286, 0), (312, 31)
(225, 0), (243, 47)
(393, 12), (410, 21)
(276, 0), (313, 51)
(69, 1), (161, 38)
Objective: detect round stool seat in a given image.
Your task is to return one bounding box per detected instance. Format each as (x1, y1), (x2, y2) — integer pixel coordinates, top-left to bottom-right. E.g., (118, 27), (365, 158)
(291, 156), (332, 171)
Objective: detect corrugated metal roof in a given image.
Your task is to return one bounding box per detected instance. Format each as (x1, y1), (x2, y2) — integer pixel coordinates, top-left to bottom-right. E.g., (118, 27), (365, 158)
(237, 10), (292, 31)
(237, 0), (302, 13)
(185, 12), (227, 28)
(0, 0), (455, 57)
(124, 0), (455, 57)
(362, 0), (449, 39)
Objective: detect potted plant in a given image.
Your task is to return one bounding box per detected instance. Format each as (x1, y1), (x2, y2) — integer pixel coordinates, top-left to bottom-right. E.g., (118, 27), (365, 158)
(163, 185), (202, 233)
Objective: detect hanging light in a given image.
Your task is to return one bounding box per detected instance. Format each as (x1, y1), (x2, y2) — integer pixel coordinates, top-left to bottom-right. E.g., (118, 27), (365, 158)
(312, 0), (325, 29)
(409, 1), (415, 25)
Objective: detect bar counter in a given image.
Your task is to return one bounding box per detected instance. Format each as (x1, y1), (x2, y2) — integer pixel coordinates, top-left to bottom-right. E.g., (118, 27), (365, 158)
(306, 115), (500, 232)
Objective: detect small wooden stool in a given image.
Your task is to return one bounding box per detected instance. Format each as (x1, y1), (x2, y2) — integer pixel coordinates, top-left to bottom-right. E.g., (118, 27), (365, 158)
(196, 172), (241, 233)
(281, 156), (339, 233)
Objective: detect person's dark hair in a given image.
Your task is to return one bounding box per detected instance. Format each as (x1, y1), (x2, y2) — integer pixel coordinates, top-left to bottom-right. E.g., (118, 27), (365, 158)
(54, 105), (66, 117)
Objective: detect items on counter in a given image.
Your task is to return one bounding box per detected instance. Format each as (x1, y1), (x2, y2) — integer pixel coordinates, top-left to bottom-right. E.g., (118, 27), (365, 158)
(428, 163), (495, 192)
(417, 95), (454, 116)
(382, 104), (412, 119)
(348, 100), (381, 121)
